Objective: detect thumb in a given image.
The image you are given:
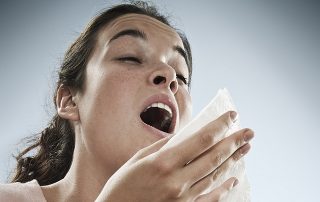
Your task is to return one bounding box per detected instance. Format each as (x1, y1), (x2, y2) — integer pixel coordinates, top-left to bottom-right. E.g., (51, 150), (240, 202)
(133, 135), (173, 160)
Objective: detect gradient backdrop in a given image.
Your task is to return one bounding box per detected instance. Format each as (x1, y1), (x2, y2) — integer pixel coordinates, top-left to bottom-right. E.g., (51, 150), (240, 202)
(1, 1), (319, 201)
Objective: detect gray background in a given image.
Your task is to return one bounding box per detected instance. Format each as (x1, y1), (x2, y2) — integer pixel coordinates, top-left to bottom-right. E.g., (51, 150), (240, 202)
(1, 0), (319, 201)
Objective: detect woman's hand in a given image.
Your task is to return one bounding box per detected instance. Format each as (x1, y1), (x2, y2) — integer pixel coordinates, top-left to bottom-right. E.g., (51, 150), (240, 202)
(95, 111), (254, 202)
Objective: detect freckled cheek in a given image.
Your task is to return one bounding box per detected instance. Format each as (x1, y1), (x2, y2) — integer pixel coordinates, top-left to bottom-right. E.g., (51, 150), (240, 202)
(91, 70), (144, 114)
(98, 70), (139, 93)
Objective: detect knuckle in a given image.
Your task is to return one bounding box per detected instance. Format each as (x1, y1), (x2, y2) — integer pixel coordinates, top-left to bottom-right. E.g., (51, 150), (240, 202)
(235, 135), (243, 148)
(209, 152), (223, 167)
(218, 113), (232, 130)
(199, 130), (215, 147)
(130, 148), (148, 161)
(166, 182), (185, 199)
(134, 148), (145, 158)
(205, 119), (230, 143)
(212, 166), (223, 180)
(152, 154), (173, 175)
(232, 149), (243, 161)
(202, 175), (214, 189)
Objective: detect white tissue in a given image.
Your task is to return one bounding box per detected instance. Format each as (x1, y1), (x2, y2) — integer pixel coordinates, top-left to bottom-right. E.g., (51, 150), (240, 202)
(165, 88), (250, 201)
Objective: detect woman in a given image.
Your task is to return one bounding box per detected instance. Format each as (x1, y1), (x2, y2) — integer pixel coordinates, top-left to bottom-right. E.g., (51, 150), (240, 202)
(1, 1), (254, 201)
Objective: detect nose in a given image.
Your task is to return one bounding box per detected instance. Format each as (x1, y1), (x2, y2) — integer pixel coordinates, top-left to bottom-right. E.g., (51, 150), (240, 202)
(148, 65), (178, 94)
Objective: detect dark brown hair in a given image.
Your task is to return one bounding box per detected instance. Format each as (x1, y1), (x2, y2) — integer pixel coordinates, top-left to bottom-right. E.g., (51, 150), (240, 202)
(11, 1), (192, 186)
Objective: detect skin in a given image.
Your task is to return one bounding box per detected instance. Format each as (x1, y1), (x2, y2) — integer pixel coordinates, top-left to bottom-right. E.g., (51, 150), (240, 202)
(41, 14), (254, 202)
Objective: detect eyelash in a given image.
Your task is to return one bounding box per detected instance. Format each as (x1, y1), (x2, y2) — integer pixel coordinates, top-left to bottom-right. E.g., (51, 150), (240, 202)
(117, 56), (189, 85)
(117, 56), (141, 64)
(176, 74), (189, 85)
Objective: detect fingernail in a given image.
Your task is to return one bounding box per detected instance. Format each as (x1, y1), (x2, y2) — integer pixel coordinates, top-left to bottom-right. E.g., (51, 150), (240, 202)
(244, 129), (254, 142)
(233, 179), (239, 187)
(230, 111), (238, 122)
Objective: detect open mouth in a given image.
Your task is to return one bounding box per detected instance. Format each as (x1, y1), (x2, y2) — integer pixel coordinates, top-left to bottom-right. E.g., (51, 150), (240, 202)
(140, 102), (174, 134)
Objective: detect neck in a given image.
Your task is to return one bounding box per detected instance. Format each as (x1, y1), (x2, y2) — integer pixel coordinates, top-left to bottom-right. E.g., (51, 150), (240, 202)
(41, 140), (116, 202)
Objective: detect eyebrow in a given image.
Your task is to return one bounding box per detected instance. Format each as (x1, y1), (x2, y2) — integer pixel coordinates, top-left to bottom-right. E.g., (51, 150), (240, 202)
(109, 29), (147, 43)
(109, 28), (188, 66)
(173, 45), (188, 67)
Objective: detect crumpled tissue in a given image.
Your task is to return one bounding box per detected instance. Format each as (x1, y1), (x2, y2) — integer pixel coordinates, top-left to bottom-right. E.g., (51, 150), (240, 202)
(164, 88), (250, 201)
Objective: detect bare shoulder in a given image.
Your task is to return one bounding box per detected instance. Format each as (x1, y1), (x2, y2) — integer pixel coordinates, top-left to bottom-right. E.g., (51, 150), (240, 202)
(0, 180), (46, 202)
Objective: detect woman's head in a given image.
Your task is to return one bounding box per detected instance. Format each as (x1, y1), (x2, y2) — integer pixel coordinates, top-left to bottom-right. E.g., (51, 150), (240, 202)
(12, 1), (193, 185)
(56, 1), (192, 96)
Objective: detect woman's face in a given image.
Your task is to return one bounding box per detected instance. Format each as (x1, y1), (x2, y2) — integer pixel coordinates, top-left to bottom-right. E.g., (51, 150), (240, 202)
(75, 14), (192, 171)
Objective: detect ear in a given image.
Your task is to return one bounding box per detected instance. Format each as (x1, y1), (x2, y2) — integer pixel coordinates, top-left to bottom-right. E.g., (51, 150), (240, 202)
(56, 85), (80, 121)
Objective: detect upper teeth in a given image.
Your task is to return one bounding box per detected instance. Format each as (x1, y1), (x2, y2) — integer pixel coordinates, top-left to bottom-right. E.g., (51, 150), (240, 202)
(145, 102), (172, 116)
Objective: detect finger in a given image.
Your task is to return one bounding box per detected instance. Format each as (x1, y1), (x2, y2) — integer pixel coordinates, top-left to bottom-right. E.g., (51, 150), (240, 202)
(160, 111), (237, 168)
(195, 177), (238, 202)
(132, 135), (173, 160)
(183, 128), (253, 185)
(188, 169), (215, 198)
(187, 143), (249, 198)
(211, 143), (251, 181)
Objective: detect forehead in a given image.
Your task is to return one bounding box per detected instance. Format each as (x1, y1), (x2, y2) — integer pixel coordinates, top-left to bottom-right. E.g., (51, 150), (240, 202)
(99, 13), (183, 46)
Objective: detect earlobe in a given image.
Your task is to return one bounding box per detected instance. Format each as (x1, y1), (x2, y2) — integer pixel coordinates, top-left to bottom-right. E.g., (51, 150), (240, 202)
(56, 85), (80, 121)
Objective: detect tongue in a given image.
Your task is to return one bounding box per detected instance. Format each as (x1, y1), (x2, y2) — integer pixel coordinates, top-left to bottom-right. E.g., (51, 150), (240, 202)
(140, 107), (172, 133)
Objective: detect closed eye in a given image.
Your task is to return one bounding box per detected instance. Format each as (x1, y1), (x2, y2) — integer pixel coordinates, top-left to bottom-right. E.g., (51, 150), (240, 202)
(117, 56), (142, 64)
(176, 74), (189, 85)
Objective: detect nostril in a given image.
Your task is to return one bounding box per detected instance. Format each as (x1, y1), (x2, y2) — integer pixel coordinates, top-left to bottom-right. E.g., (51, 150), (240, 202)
(153, 75), (166, 85)
(170, 81), (177, 92)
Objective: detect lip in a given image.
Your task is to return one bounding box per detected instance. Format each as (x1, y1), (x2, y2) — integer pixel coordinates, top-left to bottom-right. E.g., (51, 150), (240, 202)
(139, 93), (178, 138)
